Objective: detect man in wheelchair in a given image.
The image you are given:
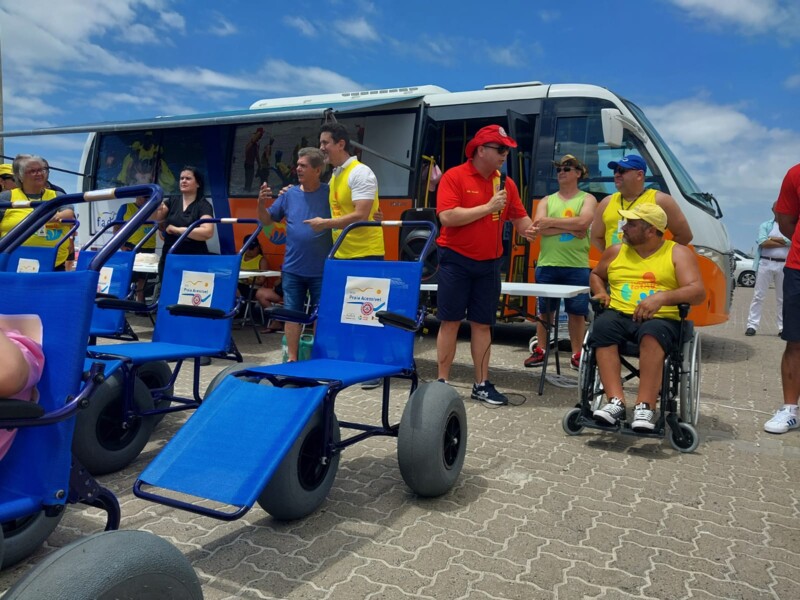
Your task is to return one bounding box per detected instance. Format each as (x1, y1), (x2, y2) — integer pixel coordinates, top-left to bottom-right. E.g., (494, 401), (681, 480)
(588, 204), (705, 431)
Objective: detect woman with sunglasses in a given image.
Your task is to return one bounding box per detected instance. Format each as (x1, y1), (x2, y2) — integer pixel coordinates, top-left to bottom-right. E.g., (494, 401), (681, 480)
(0, 155), (75, 270)
(524, 155), (597, 370)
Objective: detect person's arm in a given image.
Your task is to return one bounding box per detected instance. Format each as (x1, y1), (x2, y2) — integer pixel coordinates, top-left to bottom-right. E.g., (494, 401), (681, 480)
(439, 190), (506, 228)
(776, 212), (798, 240)
(656, 193), (693, 245)
(591, 196), (611, 251)
(589, 245), (621, 307)
(53, 207), (76, 222)
(0, 331), (31, 398)
(632, 244), (706, 321)
(257, 183), (275, 226)
(534, 194), (597, 237)
(305, 200), (373, 232)
(511, 215), (535, 241)
(166, 215), (215, 241)
(152, 199), (170, 222)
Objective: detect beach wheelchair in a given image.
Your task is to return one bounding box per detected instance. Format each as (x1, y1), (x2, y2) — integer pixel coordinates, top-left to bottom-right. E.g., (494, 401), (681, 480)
(133, 220), (467, 522)
(76, 218), (159, 343)
(77, 218), (262, 475)
(2, 218), (78, 273)
(562, 302), (701, 452)
(0, 186), (201, 598)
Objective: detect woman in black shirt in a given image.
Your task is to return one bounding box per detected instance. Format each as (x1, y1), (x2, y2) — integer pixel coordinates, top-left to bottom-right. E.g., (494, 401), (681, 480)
(153, 166), (215, 278)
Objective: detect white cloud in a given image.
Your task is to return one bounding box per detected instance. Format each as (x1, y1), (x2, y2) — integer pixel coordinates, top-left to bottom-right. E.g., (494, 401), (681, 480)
(646, 97), (800, 248)
(785, 74), (800, 89)
(666, 0), (800, 36)
(159, 9), (185, 32)
(539, 10), (560, 23)
(283, 16), (317, 37)
(208, 14), (237, 37)
(333, 17), (379, 42)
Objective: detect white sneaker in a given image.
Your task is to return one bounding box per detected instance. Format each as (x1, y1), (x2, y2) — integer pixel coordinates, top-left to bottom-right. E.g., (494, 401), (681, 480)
(631, 403), (656, 431)
(593, 397), (626, 425)
(764, 407), (799, 434)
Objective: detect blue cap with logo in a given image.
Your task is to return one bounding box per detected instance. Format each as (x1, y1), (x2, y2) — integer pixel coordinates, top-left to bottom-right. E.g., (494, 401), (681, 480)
(608, 154), (647, 174)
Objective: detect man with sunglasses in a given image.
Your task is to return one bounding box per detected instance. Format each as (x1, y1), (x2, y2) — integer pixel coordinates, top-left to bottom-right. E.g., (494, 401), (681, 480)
(0, 164), (17, 191)
(435, 124), (535, 405)
(524, 155), (597, 370)
(591, 155), (692, 252)
(589, 204), (705, 431)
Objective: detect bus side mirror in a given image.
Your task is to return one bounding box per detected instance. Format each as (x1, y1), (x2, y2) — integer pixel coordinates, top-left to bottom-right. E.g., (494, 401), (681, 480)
(601, 108), (624, 148)
(602, 108), (650, 149)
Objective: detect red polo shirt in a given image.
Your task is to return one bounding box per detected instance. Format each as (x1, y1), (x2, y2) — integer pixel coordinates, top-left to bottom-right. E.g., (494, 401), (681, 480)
(775, 163), (800, 270)
(436, 161), (527, 260)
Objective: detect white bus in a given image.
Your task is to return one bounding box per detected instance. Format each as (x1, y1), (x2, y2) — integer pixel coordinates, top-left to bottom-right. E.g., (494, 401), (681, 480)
(4, 81), (734, 325)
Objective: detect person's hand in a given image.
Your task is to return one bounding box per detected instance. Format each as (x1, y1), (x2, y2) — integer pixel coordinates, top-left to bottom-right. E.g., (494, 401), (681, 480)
(165, 224), (183, 235)
(632, 291), (664, 321)
(522, 223), (537, 242)
(279, 184), (293, 196)
(487, 189), (507, 214)
(373, 208), (383, 222)
(572, 230), (587, 239)
(303, 217), (328, 232)
(258, 183), (273, 206)
(591, 292), (611, 308)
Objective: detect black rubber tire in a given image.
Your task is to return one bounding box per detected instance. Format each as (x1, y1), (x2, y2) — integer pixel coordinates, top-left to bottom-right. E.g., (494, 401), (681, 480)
(0, 509), (63, 569)
(258, 408), (340, 521)
(72, 373), (155, 475)
(137, 361), (174, 426)
(4, 530), (203, 599)
(669, 422), (700, 453)
(738, 271), (756, 288)
(397, 382), (467, 497)
(562, 407), (584, 436)
(204, 362), (261, 398)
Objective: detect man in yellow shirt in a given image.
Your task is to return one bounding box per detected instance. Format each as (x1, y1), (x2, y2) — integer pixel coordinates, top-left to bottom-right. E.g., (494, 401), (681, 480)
(589, 204), (705, 431)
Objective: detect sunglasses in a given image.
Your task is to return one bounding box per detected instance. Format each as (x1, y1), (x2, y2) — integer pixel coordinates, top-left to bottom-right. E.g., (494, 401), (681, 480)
(483, 144), (511, 154)
(0, 175), (13, 181)
(614, 167), (635, 174)
(555, 166), (576, 173)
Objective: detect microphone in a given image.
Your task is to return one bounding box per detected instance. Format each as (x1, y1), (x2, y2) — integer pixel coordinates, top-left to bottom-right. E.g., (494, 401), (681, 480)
(499, 173), (506, 191)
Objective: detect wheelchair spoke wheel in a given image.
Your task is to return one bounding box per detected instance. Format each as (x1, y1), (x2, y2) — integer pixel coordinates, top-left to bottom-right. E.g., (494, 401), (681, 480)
(398, 381), (467, 498)
(258, 408), (340, 521)
(73, 373), (155, 475)
(562, 407), (584, 436)
(669, 422), (699, 453)
(679, 333), (702, 425)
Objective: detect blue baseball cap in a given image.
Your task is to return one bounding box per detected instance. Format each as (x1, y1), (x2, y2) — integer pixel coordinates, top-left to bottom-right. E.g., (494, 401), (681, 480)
(608, 154), (647, 173)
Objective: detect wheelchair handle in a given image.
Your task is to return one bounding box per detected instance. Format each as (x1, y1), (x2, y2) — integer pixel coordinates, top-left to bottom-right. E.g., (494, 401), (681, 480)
(171, 217), (262, 258)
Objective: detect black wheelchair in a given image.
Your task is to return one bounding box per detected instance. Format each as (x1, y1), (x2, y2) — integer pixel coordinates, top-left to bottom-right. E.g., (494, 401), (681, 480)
(562, 302), (701, 452)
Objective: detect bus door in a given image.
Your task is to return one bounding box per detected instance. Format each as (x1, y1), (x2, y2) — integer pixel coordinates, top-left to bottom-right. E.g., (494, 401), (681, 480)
(504, 109), (537, 319)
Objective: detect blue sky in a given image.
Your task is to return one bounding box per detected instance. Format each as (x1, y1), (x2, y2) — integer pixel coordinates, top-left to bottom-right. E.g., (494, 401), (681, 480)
(1, 0), (799, 251)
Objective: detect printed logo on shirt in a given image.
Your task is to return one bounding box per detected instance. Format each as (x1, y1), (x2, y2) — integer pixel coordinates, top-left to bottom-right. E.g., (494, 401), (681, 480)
(621, 272), (658, 303)
(559, 208), (576, 242)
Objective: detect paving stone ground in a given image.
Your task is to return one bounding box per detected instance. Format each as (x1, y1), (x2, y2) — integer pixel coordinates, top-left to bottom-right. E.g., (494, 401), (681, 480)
(2, 287), (798, 599)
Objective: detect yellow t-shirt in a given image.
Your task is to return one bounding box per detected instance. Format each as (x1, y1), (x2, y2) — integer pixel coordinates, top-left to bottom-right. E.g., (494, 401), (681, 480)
(329, 159), (383, 259)
(602, 188), (657, 247)
(0, 188), (71, 266)
(608, 239), (680, 320)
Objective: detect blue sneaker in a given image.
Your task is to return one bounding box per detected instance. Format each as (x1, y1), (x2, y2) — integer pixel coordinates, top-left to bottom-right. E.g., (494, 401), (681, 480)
(471, 381), (508, 406)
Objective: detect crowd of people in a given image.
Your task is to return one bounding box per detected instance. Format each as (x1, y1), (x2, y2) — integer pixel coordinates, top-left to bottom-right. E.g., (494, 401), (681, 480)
(2, 134), (798, 437)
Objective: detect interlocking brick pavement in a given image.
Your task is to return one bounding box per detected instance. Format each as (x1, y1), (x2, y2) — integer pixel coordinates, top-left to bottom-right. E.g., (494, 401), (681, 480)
(2, 287), (798, 599)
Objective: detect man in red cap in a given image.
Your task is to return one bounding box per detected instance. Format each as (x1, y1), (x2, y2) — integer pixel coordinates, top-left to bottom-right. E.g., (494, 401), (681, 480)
(435, 125), (535, 405)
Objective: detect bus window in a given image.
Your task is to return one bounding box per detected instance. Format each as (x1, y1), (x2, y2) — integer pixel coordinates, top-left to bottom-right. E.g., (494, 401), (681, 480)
(552, 116), (665, 199)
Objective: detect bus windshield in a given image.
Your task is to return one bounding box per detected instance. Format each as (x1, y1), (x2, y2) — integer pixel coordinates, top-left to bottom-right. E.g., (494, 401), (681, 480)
(623, 100), (720, 217)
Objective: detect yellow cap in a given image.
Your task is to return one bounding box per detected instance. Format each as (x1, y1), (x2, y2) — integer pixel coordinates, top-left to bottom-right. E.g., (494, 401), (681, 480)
(618, 203), (667, 233)
(0, 164), (13, 177)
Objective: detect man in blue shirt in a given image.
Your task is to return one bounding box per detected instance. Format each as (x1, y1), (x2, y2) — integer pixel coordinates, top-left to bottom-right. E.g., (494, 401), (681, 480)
(257, 147), (332, 361)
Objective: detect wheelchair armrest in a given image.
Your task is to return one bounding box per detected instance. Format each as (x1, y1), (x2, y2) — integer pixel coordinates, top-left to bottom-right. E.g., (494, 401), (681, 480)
(263, 306), (316, 325)
(95, 292), (118, 300)
(678, 303), (690, 320)
(0, 398), (45, 420)
(590, 298), (606, 315)
(166, 304), (228, 319)
(376, 310), (418, 332)
(96, 298), (149, 312)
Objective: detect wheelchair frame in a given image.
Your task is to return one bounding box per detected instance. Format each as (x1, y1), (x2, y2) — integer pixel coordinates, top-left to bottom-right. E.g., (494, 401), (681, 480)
(562, 303), (702, 453)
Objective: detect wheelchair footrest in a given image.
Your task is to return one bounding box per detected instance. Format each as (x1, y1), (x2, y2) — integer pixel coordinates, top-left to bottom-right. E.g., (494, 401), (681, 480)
(576, 412), (666, 438)
(135, 377), (326, 514)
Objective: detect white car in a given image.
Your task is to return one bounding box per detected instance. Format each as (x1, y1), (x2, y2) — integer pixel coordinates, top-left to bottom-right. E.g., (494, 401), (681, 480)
(733, 249), (756, 287)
